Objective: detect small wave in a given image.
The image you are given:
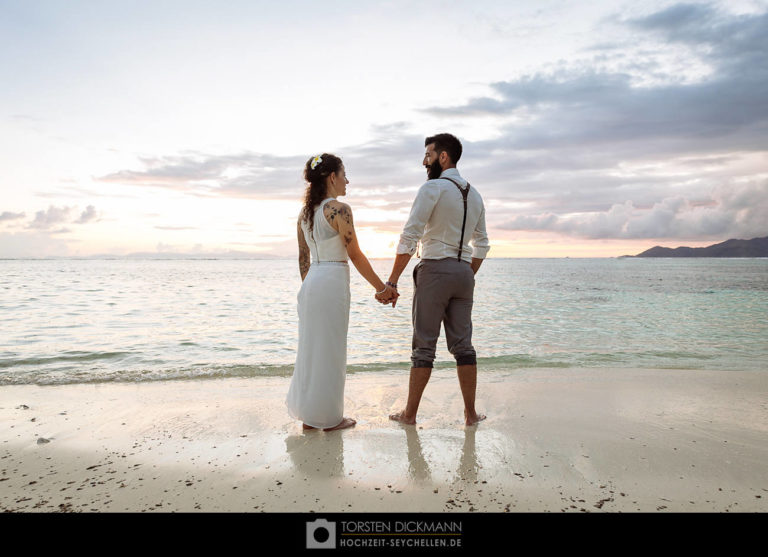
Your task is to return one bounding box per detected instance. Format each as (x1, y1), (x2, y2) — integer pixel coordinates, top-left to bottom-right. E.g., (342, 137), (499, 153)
(0, 363), (295, 385)
(0, 355), (571, 385)
(0, 351), (132, 369)
(0, 350), (748, 386)
(636, 350), (715, 360)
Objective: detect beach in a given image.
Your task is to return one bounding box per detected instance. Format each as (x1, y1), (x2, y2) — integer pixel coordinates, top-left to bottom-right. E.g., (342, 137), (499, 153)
(2, 367), (767, 513)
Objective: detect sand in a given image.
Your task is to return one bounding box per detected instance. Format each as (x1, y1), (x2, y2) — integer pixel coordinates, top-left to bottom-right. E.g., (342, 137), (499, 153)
(1, 367), (767, 513)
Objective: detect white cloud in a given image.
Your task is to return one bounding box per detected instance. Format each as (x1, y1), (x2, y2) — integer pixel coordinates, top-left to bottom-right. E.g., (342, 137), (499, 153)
(28, 206), (73, 230)
(0, 211), (25, 222)
(499, 180), (768, 240)
(76, 205), (98, 224)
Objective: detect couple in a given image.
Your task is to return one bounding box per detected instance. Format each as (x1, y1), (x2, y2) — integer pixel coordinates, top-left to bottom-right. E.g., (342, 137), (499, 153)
(286, 133), (490, 431)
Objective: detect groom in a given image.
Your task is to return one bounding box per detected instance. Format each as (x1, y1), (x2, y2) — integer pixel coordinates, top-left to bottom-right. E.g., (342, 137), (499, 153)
(378, 133), (490, 426)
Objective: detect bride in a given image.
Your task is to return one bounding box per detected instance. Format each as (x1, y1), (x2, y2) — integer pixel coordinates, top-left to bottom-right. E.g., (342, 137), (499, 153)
(286, 153), (397, 431)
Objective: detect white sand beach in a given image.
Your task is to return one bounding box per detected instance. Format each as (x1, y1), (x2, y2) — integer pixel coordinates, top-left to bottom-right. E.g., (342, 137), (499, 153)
(2, 367), (767, 513)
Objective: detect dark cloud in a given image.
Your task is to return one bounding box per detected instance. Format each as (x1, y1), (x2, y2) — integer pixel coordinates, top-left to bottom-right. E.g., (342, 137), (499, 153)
(626, 3), (768, 65)
(430, 4), (768, 152)
(429, 67), (767, 154)
(627, 3), (715, 33)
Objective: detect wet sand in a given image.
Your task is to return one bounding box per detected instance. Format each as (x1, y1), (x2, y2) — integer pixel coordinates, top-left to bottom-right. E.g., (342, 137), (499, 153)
(1, 367), (767, 512)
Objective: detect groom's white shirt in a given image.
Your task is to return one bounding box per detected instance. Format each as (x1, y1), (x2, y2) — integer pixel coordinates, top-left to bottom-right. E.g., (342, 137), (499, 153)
(397, 168), (490, 263)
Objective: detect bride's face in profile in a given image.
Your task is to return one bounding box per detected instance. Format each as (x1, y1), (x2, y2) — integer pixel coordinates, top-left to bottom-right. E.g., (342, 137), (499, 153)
(328, 165), (349, 197)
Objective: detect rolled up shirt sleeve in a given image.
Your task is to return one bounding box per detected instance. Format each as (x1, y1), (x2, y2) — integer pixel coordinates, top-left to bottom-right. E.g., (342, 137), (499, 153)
(397, 183), (439, 255)
(470, 206), (491, 259)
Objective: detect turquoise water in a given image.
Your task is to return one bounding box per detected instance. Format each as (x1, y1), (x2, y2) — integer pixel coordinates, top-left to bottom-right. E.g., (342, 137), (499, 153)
(1, 258), (766, 384)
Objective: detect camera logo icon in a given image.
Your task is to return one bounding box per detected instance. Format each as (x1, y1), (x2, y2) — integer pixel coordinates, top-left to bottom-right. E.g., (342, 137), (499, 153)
(307, 519), (336, 549)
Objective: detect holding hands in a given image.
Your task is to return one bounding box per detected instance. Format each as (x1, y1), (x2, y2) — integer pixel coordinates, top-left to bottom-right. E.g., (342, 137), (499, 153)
(375, 282), (399, 307)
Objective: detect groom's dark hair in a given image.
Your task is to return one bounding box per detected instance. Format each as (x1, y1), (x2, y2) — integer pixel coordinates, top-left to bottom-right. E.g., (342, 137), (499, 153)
(425, 133), (462, 164)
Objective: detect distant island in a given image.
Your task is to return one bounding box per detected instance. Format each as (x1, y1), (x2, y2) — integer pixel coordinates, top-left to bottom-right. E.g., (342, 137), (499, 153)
(630, 236), (768, 257)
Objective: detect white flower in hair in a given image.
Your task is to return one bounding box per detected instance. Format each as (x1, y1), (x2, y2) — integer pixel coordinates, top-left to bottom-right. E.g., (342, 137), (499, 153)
(311, 155), (323, 170)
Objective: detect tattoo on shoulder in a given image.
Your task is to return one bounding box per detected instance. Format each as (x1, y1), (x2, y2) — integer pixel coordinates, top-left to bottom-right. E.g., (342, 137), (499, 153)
(324, 203), (353, 225)
(324, 203), (341, 222)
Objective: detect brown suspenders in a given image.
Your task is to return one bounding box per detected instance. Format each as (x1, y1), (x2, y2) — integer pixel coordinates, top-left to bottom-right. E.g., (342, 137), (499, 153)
(441, 176), (471, 261)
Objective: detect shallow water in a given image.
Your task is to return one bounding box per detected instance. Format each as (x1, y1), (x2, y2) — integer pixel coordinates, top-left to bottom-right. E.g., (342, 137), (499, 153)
(1, 257), (766, 384)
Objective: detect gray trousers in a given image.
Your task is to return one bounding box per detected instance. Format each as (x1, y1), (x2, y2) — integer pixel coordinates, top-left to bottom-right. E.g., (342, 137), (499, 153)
(411, 258), (477, 368)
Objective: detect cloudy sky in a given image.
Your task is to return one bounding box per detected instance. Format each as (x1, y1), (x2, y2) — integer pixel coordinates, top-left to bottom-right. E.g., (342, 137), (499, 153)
(1, 0), (767, 258)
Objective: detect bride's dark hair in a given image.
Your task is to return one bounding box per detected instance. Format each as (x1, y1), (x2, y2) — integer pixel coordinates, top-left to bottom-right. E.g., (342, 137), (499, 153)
(302, 153), (343, 235)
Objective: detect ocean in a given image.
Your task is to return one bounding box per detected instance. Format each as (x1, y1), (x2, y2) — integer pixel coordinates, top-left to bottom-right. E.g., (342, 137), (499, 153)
(1, 258), (766, 385)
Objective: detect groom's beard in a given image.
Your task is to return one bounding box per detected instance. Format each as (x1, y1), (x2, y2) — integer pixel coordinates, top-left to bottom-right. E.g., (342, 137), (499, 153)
(427, 159), (442, 180)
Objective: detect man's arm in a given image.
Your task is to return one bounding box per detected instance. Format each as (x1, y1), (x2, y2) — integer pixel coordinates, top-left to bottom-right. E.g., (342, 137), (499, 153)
(389, 183), (439, 284)
(388, 252), (412, 286)
(469, 205), (490, 275)
(470, 258), (483, 274)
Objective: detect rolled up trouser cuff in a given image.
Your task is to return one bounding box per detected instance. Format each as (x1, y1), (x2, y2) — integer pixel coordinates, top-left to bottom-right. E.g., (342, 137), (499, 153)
(411, 359), (434, 369)
(455, 354), (477, 366)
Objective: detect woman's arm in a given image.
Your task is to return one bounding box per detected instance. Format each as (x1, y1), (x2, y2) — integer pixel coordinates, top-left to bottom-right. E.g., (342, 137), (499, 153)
(297, 217), (310, 281)
(324, 201), (389, 294)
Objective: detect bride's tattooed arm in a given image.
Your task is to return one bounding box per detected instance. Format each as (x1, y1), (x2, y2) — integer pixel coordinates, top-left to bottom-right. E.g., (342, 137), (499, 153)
(325, 200), (390, 299)
(297, 217), (310, 281)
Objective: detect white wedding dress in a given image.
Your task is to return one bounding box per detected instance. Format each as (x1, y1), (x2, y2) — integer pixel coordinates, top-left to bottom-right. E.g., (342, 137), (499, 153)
(286, 198), (351, 428)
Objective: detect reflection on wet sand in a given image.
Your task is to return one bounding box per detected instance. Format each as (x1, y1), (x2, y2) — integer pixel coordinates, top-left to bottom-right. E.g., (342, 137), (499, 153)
(403, 426), (479, 483)
(285, 430), (345, 478)
(283, 422), (481, 490)
(456, 427), (479, 483)
(404, 426), (430, 480)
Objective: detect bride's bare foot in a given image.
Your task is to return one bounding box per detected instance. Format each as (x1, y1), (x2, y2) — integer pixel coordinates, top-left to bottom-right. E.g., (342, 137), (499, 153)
(323, 417), (356, 431)
(389, 410), (416, 425)
(464, 410), (486, 426)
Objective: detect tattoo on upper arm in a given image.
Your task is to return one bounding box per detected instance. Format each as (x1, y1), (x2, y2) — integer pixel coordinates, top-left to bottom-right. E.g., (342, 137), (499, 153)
(338, 206), (353, 225)
(298, 219), (310, 279)
(338, 205), (354, 246)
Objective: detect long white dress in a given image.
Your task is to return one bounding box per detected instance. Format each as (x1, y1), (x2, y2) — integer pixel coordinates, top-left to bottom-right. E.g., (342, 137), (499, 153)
(286, 198), (351, 428)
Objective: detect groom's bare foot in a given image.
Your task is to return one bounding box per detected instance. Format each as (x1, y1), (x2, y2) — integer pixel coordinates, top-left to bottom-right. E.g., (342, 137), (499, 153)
(302, 423), (317, 430)
(323, 417), (356, 431)
(389, 410), (416, 425)
(464, 410), (486, 426)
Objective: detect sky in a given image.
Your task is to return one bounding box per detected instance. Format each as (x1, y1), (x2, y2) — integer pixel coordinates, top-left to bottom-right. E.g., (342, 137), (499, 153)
(1, 0), (767, 259)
